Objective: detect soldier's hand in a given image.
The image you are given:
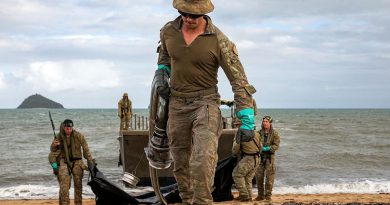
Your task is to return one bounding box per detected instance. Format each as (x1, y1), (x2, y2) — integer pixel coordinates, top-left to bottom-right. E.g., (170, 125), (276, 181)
(51, 162), (59, 175)
(235, 108), (255, 143)
(157, 86), (170, 100)
(262, 146), (271, 154)
(88, 159), (97, 169)
(154, 69), (170, 100)
(52, 139), (60, 146)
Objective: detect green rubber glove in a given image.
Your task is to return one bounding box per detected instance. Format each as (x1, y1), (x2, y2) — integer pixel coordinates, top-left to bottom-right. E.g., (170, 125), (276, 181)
(262, 146), (270, 152)
(236, 108), (255, 130)
(51, 162), (58, 169)
(235, 108), (255, 142)
(51, 162), (59, 175)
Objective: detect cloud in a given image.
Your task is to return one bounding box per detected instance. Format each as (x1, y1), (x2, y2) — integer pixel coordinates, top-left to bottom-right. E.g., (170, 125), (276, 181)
(0, 0), (389, 108)
(21, 60), (120, 92)
(0, 72), (5, 89)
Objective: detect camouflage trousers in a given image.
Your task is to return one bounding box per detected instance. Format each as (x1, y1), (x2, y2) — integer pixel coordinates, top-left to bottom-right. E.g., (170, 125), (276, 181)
(120, 114), (132, 130)
(58, 159), (86, 205)
(232, 155), (259, 199)
(168, 94), (222, 205)
(255, 155), (276, 198)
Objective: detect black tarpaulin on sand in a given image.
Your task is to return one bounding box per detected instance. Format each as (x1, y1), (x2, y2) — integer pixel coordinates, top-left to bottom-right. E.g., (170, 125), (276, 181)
(87, 156), (237, 205)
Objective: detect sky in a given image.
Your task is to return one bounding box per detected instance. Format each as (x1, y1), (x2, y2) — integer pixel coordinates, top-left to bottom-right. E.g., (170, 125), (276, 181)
(0, 0), (389, 109)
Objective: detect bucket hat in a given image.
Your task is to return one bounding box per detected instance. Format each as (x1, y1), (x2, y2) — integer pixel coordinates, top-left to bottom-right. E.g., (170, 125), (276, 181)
(173, 0), (214, 15)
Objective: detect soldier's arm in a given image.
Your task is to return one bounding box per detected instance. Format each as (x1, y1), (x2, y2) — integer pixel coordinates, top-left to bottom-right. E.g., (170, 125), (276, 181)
(50, 136), (60, 152)
(157, 23), (171, 75)
(217, 30), (255, 112)
(270, 130), (280, 153)
(79, 133), (93, 162)
(255, 131), (263, 151)
(118, 101), (122, 117)
(232, 136), (241, 155)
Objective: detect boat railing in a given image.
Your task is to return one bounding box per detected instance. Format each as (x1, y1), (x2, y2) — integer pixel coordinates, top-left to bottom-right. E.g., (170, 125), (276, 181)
(126, 100), (237, 131)
(129, 114), (149, 130)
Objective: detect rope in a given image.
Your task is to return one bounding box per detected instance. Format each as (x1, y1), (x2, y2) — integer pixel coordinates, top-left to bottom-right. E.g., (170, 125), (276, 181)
(132, 151), (145, 175)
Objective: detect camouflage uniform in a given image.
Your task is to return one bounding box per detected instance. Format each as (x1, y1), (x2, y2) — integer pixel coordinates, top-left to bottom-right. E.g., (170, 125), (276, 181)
(50, 125), (93, 205)
(255, 128), (280, 200)
(118, 94), (132, 130)
(232, 132), (261, 201)
(158, 14), (255, 204)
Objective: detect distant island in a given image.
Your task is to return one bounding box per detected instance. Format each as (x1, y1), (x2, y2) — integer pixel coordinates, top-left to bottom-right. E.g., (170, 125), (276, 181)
(17, 94), (64, 109)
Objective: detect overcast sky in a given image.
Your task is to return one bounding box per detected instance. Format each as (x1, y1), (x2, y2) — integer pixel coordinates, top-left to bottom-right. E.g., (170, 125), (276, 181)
(1, 0), (389, 108)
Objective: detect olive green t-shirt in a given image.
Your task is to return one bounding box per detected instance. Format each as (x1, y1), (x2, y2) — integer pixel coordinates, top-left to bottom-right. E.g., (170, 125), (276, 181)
(157, 16), (255, 111)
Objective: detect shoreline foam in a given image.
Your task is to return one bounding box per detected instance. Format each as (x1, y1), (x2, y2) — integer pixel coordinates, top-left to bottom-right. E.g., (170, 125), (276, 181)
(0, 193), (389, 205)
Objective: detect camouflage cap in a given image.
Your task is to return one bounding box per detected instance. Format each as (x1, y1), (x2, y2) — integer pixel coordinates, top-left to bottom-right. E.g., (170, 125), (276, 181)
(63, 119), (74, 127)
(123, 92), (128, 97)
(263, 116), (273, 123)
(173, 0), (214, 15)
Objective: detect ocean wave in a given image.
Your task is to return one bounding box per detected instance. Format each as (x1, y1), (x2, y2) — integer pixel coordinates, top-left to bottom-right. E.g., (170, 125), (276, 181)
(1, 180), (389, 200)
(275, 180), (390, 194)
(0, 184), (94, 199)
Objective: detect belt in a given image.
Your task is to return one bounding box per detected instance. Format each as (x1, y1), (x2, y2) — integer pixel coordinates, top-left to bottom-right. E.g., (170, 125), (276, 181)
(170, 87), (217, 98)
(242, 151), (260, 156)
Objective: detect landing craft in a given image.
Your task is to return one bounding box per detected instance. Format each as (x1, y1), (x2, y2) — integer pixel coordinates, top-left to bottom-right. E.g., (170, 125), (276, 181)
(86, 100), (238, 204)
(117, 100), (238, 186)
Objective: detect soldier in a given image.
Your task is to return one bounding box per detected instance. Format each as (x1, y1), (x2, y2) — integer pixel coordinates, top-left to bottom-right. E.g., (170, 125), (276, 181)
(49, 119), (94, 205)
(232, 128), (262, 202)
(255, 116), (280, 201)
(118, 92), (132, 130)
(154, 0), (256, 204)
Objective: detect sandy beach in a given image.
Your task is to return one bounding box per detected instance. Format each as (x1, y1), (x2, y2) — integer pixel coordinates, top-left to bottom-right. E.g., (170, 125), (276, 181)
(1, 193), (389, 205)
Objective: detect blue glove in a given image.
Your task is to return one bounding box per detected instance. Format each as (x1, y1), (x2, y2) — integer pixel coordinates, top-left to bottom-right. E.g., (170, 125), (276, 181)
(51, 162), (58, 169)
(158, 64), (171, 76)
(235, 108), (255, 142)
(236, 108), (255, 130)
(51, 162), (58, 175)
(262, 146), (270, 152)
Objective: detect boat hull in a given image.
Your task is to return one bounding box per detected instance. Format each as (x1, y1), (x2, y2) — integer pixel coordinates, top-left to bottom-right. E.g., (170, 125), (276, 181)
(118, 129), (236, 186)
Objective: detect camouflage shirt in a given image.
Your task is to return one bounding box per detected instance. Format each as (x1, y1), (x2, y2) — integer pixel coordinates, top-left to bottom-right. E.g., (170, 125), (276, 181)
(51, 130), (93, 162)
(118, 98), (132, 116)
(259, 128), (280, 153)
(233, 131), (262, 155)
(157, 16), (256, 111)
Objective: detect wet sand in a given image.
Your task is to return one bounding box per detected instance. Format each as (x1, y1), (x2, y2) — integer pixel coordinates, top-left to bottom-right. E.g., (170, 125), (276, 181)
(0, 193), (389, 205)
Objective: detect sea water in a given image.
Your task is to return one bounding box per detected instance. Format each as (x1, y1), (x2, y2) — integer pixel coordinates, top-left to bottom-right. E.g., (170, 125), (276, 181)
(0, 108), (389, 199)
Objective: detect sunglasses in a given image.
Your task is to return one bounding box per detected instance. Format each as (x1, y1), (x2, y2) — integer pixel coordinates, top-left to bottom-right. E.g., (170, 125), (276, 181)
(178, 11), (203, 19)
